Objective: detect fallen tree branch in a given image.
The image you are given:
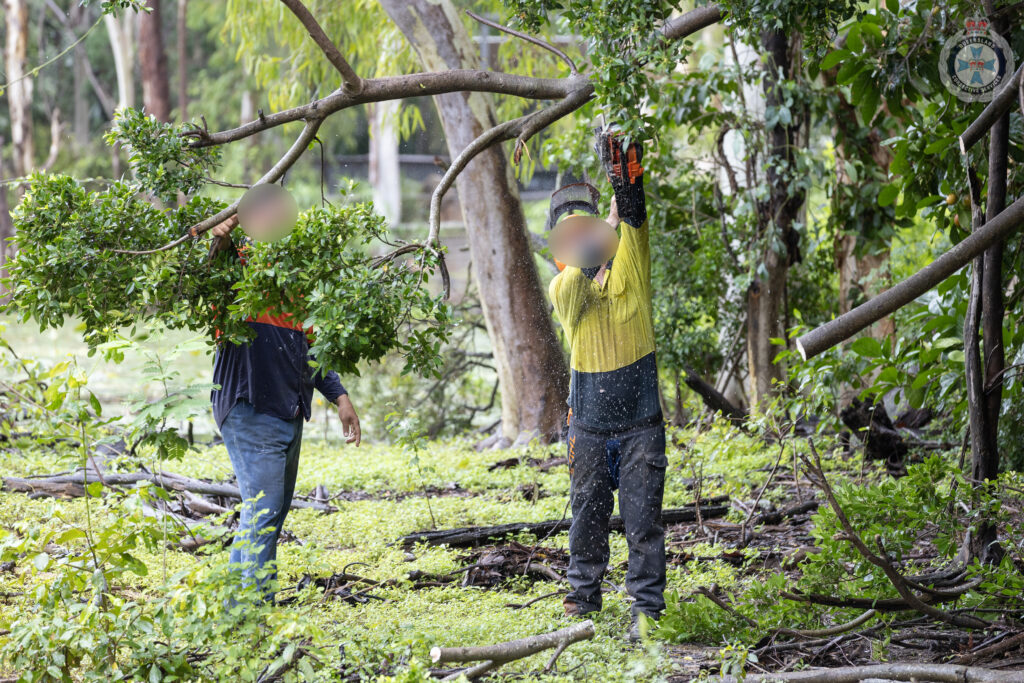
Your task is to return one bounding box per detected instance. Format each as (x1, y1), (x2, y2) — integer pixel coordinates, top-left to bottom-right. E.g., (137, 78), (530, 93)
(750, 499), (818, 527)
(800, 441), (988, 629)
(400, 501), (729, 548)
(775, 609), (877, 639)
(780, 590), (958, 612)
(683, 366), (746, 423)
(956, 631), (1024, 665)
(431, 620), (594, 681)
(711, 663), (1018, 682)
(2, 470), (333, 512)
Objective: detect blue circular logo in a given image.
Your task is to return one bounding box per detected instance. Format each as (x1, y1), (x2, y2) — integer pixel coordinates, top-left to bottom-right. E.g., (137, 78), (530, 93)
(940, 17), (1014, 102)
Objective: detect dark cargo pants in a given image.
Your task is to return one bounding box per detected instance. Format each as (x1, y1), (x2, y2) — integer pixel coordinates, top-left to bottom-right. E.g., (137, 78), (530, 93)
(565, 417), (667, 618)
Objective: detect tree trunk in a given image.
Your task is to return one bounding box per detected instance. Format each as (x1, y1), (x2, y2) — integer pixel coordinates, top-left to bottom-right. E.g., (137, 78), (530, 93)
(747, 29), (803, 408)
(368, 101), (402, 225)
(4, 0), (34, 179)
(104, 11), (136, 111)
(0, 137), (14, 280)
(71, 0), (91, 149)
(138, 0), (171, 122)
(970, 0), (1010, 564)
(176, 0), (188, 121)
(380, 0), (569, 443)
(104, 9), (135, 177)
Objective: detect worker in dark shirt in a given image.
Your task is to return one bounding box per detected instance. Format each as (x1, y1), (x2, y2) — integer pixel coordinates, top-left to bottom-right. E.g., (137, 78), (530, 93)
(209, 215), (360, 601)
(548, 131), (665, 641)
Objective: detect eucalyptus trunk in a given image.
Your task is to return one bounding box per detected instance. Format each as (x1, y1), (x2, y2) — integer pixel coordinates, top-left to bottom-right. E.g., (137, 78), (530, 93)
(138, 0), (172, 122)
(4, 0), (34, 179)
(747, 29), (804, 408)
(380, 0), (569, 443)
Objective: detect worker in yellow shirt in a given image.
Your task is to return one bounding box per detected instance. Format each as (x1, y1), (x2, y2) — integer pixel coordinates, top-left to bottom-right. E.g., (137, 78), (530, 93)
(548, 130), (665, 641)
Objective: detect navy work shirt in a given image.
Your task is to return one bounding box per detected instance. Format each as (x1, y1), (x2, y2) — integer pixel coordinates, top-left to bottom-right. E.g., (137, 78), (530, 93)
(211, 312), (346, 429)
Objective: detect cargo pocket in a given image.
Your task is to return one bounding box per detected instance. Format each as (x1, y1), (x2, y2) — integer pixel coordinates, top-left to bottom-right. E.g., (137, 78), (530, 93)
(643, 450), (668, 469)
(643, 427), (667, 469)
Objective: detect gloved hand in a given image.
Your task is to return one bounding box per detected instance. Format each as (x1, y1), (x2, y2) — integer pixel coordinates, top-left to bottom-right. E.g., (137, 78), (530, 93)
(594, 129), (646, 228)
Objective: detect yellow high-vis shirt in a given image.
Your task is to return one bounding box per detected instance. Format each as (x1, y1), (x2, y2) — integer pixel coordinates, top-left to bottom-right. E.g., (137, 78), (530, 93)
(548, 219), (660, 433)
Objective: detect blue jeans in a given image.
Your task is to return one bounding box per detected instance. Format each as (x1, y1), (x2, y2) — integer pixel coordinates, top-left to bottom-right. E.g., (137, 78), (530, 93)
(220, 399), (303, 600)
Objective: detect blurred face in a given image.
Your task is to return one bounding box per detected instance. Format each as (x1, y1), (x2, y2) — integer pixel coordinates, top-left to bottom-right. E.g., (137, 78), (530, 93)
(549, 213), (618, 268)
(238, 184), (298, 242)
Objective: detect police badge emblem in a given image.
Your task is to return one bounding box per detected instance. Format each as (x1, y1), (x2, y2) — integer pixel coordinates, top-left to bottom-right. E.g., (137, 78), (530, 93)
(940, 17), (1015, 102)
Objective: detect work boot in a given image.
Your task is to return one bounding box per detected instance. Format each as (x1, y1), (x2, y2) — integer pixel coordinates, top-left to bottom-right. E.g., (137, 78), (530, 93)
(563, 599), (594, 618)
(629, 613), (655, 643)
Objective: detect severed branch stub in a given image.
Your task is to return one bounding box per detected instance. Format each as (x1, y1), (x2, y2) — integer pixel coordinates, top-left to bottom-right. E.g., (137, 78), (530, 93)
(431, 619), (595, 681)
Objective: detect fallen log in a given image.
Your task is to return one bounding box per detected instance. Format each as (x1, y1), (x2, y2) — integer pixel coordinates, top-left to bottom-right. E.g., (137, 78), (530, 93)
(683, 366), (746, 423)
(1, 470), (334, 512)
(431, 619), (594, 681)
(751, 500), (818, 526)
(710, 663), (1018, 682)
(400, 501), (730, 548)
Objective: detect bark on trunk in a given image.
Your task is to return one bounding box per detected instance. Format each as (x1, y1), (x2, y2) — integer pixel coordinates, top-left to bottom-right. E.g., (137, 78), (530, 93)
(747, 29), (804, 408)
(138, 0), (171, 122)
(368, 101), (402, 225)
(176, 0), (188, 121)
(381, 0), (569, 443)
(970, 0), (1010, 564)
(4, 0), (34, 179)
(104, 11), (136, 111)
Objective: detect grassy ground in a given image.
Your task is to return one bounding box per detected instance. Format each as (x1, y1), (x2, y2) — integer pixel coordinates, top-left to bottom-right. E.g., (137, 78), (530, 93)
(0, 410), (781, 681)
(4, 323), (1019, 681)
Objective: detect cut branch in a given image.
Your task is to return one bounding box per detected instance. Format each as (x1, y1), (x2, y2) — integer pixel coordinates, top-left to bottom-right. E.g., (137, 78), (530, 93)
(710, 663), (1018, 682)
(800, 441), (988, 629)
(114, 117), (324, 254)
(2, 469), (334, 512)
(431, 620), (594, 681)
(683, 366), (746, 423)
(795, 193), (1024, 359)
(279, 0), (362, 91)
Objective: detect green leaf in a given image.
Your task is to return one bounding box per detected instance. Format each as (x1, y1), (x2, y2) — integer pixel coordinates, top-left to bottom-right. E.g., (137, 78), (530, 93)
(850, 336), (883, 358)
(878, 184), (899, 207)
(32, 552), (50, 571)
(819, 49), (851, 71)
